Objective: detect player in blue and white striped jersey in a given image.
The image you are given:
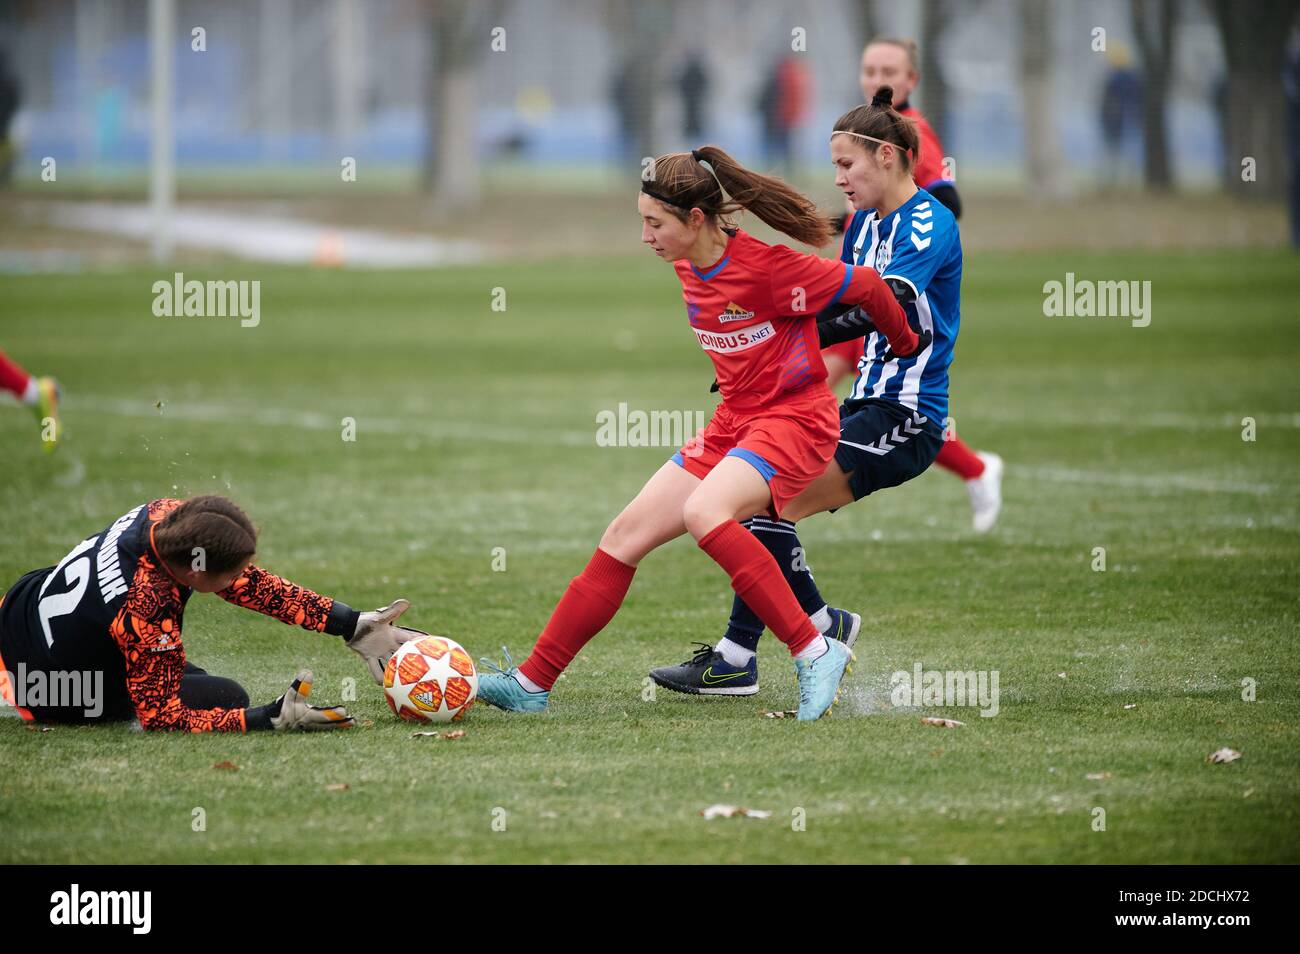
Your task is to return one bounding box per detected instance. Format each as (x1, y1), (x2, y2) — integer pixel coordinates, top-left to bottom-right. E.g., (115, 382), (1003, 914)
(651, 87), (960, 698)
(840, 169), (960, 430)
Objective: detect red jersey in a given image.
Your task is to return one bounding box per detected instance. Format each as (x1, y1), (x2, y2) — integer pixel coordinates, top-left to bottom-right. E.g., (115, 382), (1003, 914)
(823, 337), (865, 371)
(899, 104), (949, 192)
(674, 228), (890, 409)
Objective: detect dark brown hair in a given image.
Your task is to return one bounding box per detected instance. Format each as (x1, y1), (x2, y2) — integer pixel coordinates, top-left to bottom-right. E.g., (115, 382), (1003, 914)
(154, 495), (257, 574)
(833, 85), (920, 173)
(643, 145), (832, 248)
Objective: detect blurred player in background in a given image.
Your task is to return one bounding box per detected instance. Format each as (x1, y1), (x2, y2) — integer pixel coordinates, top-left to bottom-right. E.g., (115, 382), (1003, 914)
(477, 145), (927, 720)
(0, 495), (419, 731)
(0, 348), (60, 451)
(0, 46), (18, 185)
(652, 89), (960, 696)
(827, 37), (1002, 534)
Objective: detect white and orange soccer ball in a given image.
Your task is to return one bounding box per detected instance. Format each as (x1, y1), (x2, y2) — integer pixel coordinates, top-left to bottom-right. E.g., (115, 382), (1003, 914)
(383, 635), (477, 723)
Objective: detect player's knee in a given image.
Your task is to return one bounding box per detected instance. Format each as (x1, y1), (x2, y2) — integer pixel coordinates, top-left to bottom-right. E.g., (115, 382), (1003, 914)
(599, 513), (645, 562)
(179, 674), (249, 710)
(681, 496), (725, 540)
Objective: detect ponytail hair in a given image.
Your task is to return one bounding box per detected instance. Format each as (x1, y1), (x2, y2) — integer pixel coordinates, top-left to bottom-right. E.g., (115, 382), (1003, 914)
(154, 495), (258, 574)
(832, 85), (920, 173)
(641, 145), (833, 248)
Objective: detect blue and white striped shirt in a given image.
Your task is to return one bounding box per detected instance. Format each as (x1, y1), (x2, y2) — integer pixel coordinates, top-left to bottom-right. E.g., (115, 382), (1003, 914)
(840, 188), (962, 424)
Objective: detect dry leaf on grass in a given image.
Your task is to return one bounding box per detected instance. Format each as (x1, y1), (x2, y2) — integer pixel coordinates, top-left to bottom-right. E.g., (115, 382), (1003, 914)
(762, 710), (798, 719)
(1207, 747), (1241, 764)
(1123, 703), (1138, 710)
(921, 717), (965, 728)
(24, 724), (55, 733)
(212, 760), (239, 771)
(410, 729), (466, 740)
(324, 783), (349, 791)
(700, 804), (772, 820)
(1085, 772), (1113, 780)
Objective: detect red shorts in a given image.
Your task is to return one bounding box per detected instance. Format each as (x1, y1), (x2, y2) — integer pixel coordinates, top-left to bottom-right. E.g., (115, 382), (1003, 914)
(671, 385), (840, 518)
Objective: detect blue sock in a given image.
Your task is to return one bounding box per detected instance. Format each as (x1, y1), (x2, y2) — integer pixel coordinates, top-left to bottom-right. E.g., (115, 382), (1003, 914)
(723, 517), (828, 652)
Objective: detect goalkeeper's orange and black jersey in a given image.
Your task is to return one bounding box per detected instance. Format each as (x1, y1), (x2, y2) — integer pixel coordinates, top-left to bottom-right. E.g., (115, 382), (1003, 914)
(0, 499), (359, 731)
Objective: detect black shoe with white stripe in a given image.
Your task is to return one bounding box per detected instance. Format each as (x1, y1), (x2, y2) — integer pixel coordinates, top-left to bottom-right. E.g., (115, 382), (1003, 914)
(823, 607), (861, 651)
(649, 643), (759, 696)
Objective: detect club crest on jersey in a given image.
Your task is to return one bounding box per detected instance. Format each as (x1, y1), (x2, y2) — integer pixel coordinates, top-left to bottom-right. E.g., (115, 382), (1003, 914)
(694, 321), (775, 353)
(717, 301), (756, 324)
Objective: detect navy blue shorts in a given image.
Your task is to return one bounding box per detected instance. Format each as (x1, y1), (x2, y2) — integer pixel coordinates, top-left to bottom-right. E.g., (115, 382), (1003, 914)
(832, 398), (944, 501)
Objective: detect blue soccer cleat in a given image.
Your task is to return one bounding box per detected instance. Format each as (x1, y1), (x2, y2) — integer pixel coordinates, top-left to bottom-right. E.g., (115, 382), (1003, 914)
(795, 637), (854, 721)
(477, 648), (549, 713)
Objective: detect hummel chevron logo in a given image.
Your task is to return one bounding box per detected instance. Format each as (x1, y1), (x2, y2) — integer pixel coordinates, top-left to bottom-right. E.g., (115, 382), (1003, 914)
(702, 667), (750, 685)
(913, 220), (933, 233)
(911, 234), (932, 251)
(913, 207), (933, 220)
(839, 413), (929, 456)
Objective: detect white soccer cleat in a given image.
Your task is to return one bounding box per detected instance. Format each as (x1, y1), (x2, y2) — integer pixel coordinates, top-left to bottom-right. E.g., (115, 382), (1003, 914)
(967, 451), (1003, 534)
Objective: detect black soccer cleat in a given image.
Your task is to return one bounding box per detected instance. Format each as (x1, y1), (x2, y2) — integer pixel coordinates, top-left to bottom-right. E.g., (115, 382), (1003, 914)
(649, 642), (759, 696)
(823, 607), (861, 651)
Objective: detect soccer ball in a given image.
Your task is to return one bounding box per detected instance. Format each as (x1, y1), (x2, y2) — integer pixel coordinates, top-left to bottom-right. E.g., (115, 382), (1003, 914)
(383, 635), (478, 723)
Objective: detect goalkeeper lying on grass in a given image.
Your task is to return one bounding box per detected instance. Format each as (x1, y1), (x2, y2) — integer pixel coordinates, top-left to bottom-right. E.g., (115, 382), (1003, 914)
(0, 495), (421, 731)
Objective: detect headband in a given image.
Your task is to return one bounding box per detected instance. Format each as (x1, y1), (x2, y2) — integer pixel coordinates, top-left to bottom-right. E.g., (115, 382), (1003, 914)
(640, 182), (693, 210)
(830, 130), (893, 147)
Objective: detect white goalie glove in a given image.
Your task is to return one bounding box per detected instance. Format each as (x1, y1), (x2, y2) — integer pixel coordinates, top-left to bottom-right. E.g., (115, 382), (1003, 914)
(347, 598), (428, 684)
(248, 669), (354, 732)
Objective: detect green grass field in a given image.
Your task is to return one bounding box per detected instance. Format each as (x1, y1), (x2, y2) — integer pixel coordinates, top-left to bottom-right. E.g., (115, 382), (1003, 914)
(1, 249), (1298, 863)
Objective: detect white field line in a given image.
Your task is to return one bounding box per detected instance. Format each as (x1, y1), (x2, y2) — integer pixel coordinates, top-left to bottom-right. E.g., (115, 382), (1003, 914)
(66, 395), (595, 447)
(1018, 466), (1285, 498)
(956, 409), (1300, 431)
(65, 395), (1294, 497)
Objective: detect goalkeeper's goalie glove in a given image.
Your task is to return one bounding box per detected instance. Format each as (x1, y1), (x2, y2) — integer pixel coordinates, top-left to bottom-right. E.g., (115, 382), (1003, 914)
(347, 598), (428, 685)
(246, 669), (354, 731)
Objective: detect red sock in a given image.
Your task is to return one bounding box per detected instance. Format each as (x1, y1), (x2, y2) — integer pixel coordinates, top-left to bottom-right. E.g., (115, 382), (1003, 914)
(936, 437), (985, 480)
(697, 519), (819, 655)
(0, 350), (32, 400)
(518, 547), (636, 690)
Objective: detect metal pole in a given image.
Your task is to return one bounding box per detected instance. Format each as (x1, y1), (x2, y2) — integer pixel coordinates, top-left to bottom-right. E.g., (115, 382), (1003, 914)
(150, 0), (175, 263)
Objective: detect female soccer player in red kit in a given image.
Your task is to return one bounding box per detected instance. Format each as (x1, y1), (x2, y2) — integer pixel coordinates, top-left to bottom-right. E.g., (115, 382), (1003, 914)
(650, 87), (964, 698)
(477, 146), (927, 720)
(824, 37), (1002, 533)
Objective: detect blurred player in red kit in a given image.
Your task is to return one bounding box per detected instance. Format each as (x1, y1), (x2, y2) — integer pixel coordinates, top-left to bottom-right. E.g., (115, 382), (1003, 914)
(0, 348), (60, 451)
